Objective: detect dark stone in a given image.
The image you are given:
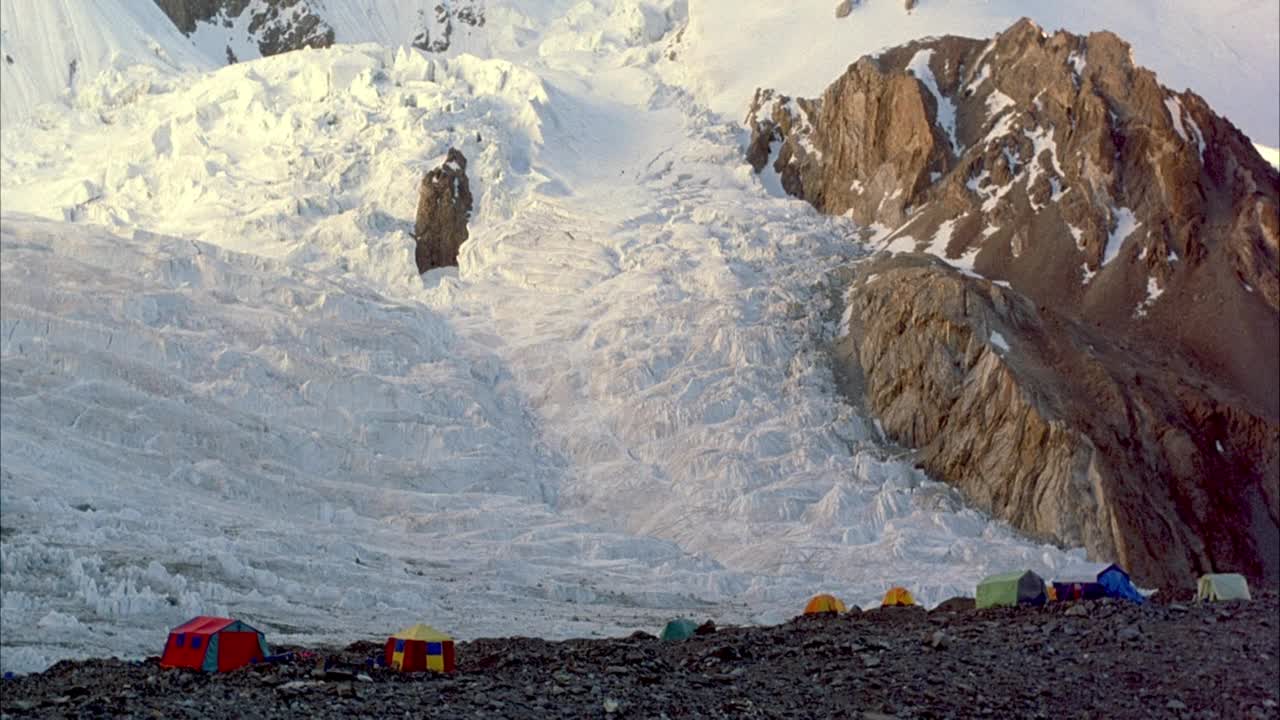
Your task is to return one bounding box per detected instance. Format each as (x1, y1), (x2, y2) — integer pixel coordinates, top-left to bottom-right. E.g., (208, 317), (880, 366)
(413, 148), (473, 273)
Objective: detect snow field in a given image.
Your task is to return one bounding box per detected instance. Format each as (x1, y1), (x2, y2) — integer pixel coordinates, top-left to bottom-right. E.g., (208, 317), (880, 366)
(0, 41), (1087, 673)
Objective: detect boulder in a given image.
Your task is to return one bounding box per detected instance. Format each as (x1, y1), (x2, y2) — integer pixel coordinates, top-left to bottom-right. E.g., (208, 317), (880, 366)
(413, 148), (473, 273)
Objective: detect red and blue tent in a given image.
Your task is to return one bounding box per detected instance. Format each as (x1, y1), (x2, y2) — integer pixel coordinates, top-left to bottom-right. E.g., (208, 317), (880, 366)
(1052, 563), (1145, 604)
(160, 616), (269, 672)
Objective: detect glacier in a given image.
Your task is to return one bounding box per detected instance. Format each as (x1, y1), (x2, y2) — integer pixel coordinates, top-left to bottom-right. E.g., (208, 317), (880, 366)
(5, 0), (1275, 674)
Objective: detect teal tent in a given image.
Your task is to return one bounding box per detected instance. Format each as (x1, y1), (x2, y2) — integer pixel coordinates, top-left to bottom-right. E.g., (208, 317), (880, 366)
(659, 618), (698, 641)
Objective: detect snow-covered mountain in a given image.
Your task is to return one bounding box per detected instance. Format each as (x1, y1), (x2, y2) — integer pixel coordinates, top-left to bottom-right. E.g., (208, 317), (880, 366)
(0, 0), (212, 127)
(0, 0), (1275, 674)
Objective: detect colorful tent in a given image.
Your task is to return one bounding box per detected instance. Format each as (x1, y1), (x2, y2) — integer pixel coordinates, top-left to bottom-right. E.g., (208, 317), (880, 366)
(160, 616), (268, 672)
(803, 593), (847, 614)
(976, 570), (1047, 609)
(384, 624), (455, 673)
(1196, 574), (1251, 602)
(660, 618), (699, 641)
(1052, 563), (1144, 604)
(881, 587), (915, 607)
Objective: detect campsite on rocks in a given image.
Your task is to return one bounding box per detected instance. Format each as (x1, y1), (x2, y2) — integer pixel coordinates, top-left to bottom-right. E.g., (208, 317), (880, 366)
(1, 0), (1277, 716)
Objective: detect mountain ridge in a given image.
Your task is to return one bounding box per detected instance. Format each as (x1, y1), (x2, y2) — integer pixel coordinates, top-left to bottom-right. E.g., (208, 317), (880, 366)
(750, 18), (1279, 586)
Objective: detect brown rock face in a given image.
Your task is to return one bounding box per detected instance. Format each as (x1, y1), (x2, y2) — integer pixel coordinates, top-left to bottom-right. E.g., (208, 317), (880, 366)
(837, 255), (1279, 588)
(750, 19), (1280, 413)
(414, 148), (473, 273)
(753, 19), (1280, 586)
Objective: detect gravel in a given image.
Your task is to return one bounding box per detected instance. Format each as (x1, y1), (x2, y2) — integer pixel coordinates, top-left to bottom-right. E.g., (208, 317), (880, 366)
(3, 593), (1277, 719)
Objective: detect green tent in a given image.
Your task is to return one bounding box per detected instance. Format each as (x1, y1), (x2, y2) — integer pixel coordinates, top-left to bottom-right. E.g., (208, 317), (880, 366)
(976, 570), (1047, 609)
(659, 618), (699, 641)
(1196, 573), (1251, 602)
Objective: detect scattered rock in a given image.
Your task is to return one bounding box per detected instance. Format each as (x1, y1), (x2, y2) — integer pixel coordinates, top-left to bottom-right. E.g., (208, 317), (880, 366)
(1065, 605), (1089, 617)
(835, 0), (855, 18)
(1117, 625), (1143, 642)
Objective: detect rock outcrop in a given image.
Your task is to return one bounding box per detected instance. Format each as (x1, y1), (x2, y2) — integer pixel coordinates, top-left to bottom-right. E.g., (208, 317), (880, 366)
(153, 0), (335, 57)
(836, 255), (1279, 588)
(152, 0), (485, 59)
(414, 148), (473, 273)
(752, 19), (1280, 585)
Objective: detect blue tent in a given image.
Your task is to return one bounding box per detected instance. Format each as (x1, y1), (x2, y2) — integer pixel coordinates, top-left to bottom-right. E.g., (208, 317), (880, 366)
(1053, 563), (1144, 604)
(1096, 564), (1145, 603)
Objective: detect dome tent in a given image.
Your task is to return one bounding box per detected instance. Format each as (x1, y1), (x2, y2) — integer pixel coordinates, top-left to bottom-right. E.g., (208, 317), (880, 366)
(803, 593), (847, 614)
(659, 618), (699, 641)
(976, 570), (1047, 609)
(881, 587), (916, 607)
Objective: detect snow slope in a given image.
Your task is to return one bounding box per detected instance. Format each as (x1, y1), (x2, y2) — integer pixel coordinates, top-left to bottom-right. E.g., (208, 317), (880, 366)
(673, 0), (1280, 147)
(1, 36), (1087, 672)
(0, 0), (211, 128)
(8, 0), (1266, 672)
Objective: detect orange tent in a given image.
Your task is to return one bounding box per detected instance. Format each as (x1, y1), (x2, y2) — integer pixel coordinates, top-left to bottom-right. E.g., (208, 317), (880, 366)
(803, 593), (847, 614)
(881, 587), (915, 607)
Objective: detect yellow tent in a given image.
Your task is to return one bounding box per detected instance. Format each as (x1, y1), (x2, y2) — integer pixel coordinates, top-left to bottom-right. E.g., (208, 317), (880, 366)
(384, 624), (455, 673)
(804, 593), (847, 614)
(392, 623), (452, 642)
(881, 586), (915, 607)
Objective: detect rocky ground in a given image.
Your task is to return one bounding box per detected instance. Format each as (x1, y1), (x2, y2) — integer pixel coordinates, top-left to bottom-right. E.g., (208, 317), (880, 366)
(2, 593), (1277, 719)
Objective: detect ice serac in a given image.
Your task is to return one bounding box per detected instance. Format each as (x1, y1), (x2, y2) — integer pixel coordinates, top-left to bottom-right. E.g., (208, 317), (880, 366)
(776, 19), (1280, 586)
(414, 148), (473, 273)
